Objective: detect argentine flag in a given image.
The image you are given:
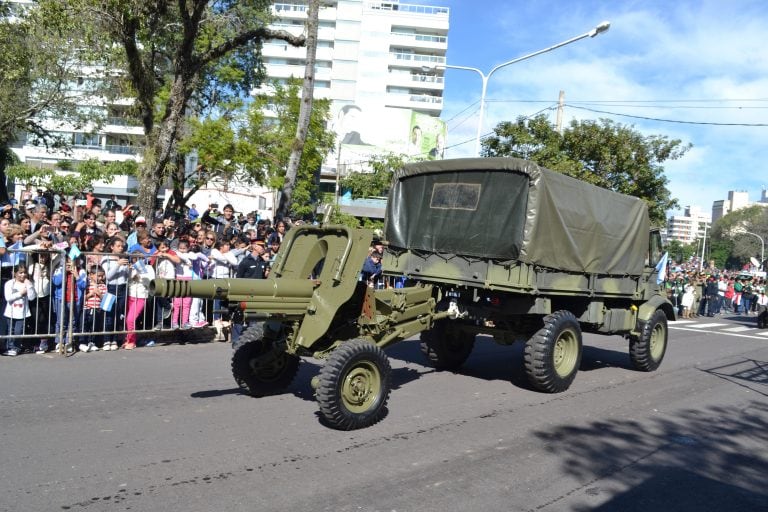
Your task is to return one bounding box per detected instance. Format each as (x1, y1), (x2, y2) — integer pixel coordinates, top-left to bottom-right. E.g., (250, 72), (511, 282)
(655, 251), (669, 284)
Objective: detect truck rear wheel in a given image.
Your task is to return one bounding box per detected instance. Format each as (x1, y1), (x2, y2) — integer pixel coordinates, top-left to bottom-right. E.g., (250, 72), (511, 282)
(316, 339), (391, 430)
(629, 309), (667, 372)
(231, 325), (300, 396)
(420, 320), (475, 371)
(524, 311), (582, 393)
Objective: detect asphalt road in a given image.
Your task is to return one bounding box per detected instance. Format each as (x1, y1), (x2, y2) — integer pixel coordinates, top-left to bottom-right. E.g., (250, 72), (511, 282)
(1, 313), (767, 512)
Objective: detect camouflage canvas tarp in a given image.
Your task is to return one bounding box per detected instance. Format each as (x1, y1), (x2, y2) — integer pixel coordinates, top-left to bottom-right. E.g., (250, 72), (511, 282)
(385, 157), (650, 276)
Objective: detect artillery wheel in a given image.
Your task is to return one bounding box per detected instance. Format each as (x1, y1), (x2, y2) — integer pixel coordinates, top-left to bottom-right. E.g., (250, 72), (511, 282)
(231, 324), (299, 396)
(420, 320), (475, 371)
(524, 311), (582, 393)
(316, 339), (391, 430)
(629, 309), (668, 372)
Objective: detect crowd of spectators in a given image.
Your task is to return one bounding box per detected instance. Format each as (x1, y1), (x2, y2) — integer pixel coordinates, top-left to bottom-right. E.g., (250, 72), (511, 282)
(663, 260), (767, 326)
(0, 189), (295, 357)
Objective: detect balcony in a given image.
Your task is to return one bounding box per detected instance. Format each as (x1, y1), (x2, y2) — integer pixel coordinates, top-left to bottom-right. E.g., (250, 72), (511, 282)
(389, 51), (446, 68)
(366, 2), (449, 17)
(387, 72), (444, 91)
(106, 145), (139, 155)
(385, 92), (443, 112)
(390, 31), (447, 51)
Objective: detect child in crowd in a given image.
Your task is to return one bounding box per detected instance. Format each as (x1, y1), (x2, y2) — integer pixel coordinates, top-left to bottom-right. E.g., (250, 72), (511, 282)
(172, 240), (208, 329)
(3, 267), (37, 356)
(28, 251), (53, 354)
(208, 239), (238, 336)
(124, 252), (155, 349)
(52, 258), (87, 353)
(100, 237), (129, 351)
(81, 266), (107, 352)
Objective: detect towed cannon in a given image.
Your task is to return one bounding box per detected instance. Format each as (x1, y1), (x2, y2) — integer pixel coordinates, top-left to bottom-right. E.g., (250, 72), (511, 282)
(150, 224), (443, 430)
(151, 158), (674, 431)
(150, 277), (317, 318)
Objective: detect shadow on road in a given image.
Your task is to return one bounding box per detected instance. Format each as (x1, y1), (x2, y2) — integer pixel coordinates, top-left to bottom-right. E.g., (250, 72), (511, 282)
(699, 358), (768, 398)
(534, 401), (768, 511)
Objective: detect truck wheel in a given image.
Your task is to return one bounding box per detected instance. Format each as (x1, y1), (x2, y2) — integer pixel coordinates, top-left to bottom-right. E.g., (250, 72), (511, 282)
(420, 321), (475, 371)
(231, 325), (300, 396)
(316, 339), (391, 430)
(524, 311), (582, 393)
(629, 309), (667, 372)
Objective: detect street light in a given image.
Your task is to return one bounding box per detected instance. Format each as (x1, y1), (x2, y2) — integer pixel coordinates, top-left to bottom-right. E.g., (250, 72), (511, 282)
(740, 231), (765, 271)
(439, 21), (610, 156)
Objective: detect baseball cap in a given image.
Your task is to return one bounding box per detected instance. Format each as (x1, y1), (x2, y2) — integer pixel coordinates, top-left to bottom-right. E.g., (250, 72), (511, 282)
(250, 238), (265, 246)
(135, 215), (147, 225)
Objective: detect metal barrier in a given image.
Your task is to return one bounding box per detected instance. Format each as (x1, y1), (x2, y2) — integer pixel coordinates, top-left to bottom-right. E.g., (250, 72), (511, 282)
(0, 247), (229, 356)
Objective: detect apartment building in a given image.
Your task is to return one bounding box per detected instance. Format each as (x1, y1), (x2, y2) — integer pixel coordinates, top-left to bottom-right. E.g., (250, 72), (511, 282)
(7, 0), (451, 218)
(262, 1), (450, 173)
(666, 205), (711, 245)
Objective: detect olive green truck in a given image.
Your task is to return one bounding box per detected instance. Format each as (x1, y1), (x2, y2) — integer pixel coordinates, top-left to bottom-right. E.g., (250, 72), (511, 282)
(152, 157), (674, 430)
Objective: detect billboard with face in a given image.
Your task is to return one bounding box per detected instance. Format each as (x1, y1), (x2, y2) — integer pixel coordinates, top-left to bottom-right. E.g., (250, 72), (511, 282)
(333, 104), (447, 173)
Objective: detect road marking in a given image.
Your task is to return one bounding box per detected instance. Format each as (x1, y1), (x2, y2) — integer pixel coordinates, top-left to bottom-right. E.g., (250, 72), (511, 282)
(670, 325), (768, 340)
(722, 326), (755, 332)
(673, 320), (696, 325)
(684, 323), (728, 329)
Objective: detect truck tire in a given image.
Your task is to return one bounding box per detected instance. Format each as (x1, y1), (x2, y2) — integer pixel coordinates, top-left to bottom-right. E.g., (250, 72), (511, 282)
(316, 339), (391, 430)
(629, 309), (667, 372)
(524, 311), (582, 393)
(231, 325), (300, 396)
(420, 320), (475, 371)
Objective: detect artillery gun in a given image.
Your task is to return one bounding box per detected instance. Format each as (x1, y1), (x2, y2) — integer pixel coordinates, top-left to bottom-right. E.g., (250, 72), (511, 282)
(152, 157), (674, 430)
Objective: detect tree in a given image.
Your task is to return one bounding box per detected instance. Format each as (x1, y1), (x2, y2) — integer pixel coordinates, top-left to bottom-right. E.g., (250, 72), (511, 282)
(5, 158), (136, 197)
(243, 79), (335, 219)
(666, 239), (699, 265)
(277, 0), (319, 220)
(0, 1), (103, 201)
(170, 77), (335, 217)
(341, 153), (406, 199)
(34, 0), (307, 218)
(710, 205), (768, 269)
(483, 115), (691, 225)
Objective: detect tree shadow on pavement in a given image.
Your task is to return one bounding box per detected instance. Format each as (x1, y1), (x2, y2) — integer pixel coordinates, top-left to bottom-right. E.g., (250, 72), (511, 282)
(533, 400), (768, 511)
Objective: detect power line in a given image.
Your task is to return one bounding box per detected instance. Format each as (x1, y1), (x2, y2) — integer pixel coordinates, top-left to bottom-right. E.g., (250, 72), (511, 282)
(565, 104), (768, 127)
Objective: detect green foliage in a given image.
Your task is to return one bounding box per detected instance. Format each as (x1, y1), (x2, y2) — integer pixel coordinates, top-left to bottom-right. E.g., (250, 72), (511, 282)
(340, 153), (405, 199)
(323, 207), (383, 231)
(666, 239), (699, 264)
(240, 79), (335, 218)
(710, 205), (768, 269)
(482, 115), (691, 225)
(5, 158), (134, 195)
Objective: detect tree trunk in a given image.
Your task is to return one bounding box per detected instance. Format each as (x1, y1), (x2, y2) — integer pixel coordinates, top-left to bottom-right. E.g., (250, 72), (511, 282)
(136, 75), (193, 219)
(276, 0), (320, 220)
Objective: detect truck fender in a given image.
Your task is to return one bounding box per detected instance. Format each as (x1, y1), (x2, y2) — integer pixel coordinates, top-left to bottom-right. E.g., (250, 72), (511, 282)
(637, 295), (676, 325)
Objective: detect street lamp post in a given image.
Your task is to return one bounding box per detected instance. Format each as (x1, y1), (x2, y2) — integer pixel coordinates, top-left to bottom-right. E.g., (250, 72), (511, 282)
(439, 21), (610, 156)
(741, 231), (765, 271)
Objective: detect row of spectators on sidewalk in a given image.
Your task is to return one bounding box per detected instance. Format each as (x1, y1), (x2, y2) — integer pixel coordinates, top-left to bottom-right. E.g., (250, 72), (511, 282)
(0, 193), (294, 356)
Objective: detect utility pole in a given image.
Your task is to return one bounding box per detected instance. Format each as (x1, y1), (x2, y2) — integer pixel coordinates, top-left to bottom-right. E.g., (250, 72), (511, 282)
(555, 90), (565, 134)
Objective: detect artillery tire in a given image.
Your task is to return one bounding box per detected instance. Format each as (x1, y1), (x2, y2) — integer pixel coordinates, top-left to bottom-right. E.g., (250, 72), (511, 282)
(524, 311), (582, 393)
(231, 324), (299, 396)
(420, 321), (475, 371)
(629, 309), (668, 372)
(232, 323), (264, 389)
(316, 339), (391, 430)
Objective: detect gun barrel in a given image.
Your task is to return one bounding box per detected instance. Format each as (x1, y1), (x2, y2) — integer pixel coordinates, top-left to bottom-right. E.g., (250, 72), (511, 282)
(150, 278), (316, 300)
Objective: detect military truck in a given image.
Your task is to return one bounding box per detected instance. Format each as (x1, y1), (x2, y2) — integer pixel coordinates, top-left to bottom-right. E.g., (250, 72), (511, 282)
(151, 157), (674, 430)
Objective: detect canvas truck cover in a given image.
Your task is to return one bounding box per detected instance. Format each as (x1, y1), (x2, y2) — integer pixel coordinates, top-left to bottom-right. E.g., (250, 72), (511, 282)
(385, 157), (650, 276)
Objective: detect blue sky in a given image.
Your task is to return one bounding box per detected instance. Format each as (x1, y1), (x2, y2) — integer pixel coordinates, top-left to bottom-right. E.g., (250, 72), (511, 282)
(420, 0), (768, 216)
